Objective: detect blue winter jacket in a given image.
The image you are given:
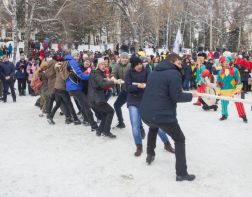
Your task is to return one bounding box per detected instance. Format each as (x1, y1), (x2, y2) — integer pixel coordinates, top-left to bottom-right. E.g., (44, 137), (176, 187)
(64, 55), (90, 91)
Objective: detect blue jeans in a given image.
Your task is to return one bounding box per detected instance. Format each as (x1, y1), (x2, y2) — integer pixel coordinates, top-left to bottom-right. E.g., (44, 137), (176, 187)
(158, 129), (170, 144)
(183, 79), (190, 91)
(128, 106), (142, 145)
(114, 90), (127, 123)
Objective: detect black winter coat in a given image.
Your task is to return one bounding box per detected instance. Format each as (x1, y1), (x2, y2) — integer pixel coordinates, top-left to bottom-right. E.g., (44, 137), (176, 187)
(125, 67), (148, 107)
(182, 62), (192, 80)
(0, 61), (15, 81)
(140, 59), (193, 124)
(15, 60), (28, 79)
(88, 69), (114, 105)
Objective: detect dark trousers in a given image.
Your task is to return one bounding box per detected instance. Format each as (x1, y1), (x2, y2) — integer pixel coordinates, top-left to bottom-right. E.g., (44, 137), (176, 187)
(146, 121), (187, 176)
(27, 81), (35, 96)
(242, 81), (249, 92)
(69, 90), (96, 126)
(46, 93), (55, 115)
(92, 103), (114, 134)
(49, 89), (78, 120)
(114, 90), (127, 123)
(183, 79), (190, 91)
(3, 79), (16, 102)
(17, 79), (27, 95)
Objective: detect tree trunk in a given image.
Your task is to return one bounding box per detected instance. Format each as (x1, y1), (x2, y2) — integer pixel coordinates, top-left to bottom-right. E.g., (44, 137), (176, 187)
(12, 0), (18, 64)
(24, 0), (29, 56)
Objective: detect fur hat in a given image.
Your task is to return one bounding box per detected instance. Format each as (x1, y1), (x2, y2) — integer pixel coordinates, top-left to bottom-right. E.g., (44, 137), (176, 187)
(120, 52), (129, 59)
(97, 57), (106, 65)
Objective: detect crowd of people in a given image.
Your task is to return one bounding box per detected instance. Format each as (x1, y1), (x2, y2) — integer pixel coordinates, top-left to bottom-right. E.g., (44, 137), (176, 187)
(0, 43), (13, 59)
(0, 42), (252, 181)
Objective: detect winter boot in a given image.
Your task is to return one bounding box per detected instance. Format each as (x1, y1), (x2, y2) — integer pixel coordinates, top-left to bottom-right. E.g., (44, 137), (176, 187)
(74, 119), (81, 125)
(83, 120), (90, 126)
(96, 130), (102, 136)
(91, 123), (98, 132)
(241, 116), (248, 123)
(212, 105), (218, 111)
(115, 122), (126, 129)
(65, 117), (73, 124)
(134, 144), (143, 157)
(176, 174), (196, 182)
(146, 154), (155, 165)
(47, 117), (55, 125)
(164, 142), (175, 154)
(219, 115), (227, 121)
(104, 132), (116, 138)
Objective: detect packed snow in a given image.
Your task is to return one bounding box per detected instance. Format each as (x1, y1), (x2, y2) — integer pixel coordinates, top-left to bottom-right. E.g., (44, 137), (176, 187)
(0, 94), (252, 197)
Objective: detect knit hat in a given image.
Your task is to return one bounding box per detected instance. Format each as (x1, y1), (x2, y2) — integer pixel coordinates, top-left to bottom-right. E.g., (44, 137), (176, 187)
(120, 52), (129, 59)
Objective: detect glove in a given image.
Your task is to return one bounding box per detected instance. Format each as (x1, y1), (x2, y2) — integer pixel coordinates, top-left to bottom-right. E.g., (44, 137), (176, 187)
(216, 88), (221, 96)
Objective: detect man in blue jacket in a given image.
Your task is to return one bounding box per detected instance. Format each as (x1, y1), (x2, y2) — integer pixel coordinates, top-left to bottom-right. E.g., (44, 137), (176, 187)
(62, 50), (98, 131)
(0, 55), (16, 102)
(140, 53), (197, 181)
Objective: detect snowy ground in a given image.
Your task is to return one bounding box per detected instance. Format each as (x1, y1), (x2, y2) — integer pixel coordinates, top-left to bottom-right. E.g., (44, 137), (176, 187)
(0, 93), (252, 197)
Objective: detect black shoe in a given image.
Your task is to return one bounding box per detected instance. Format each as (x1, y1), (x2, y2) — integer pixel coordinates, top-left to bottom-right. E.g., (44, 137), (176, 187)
(47, 118), (55, 125)
(104, 132), (116, 138)
(77, 111), (82, 115)
(59, 112), (64, 116)
(83, 120), (90, 126)
(91, 124), (98, 132)
(202, 105), (209, 111)
(213, 105), (218, 111)
(219, 115), (227, 121)
(140, 126), (145, 139)
(146, 154), (155, 165)
(74, 119), (81, 125)
(115, 122), (126, 129)
(65, 118), (73, 124)
(241, 116), (248, 123)
(176, 174), (196, 182)
(96, 130), (102, 136)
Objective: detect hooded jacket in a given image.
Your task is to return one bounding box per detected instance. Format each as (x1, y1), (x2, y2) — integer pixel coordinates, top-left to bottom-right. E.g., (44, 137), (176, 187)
(140, 59), (192, 124)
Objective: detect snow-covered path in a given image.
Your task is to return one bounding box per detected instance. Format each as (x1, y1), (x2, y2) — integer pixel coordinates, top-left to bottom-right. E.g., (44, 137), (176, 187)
(0, 94), (252, 197)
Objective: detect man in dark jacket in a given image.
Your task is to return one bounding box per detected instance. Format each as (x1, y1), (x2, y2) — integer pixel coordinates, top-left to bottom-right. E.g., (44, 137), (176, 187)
(140, 53), (197, 181)
(89, 58), (121, 138)
(0, 55), (16, 103)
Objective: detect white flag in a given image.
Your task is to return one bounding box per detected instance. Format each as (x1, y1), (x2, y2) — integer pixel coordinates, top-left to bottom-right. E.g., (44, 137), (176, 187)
(173, 28), (183, 54)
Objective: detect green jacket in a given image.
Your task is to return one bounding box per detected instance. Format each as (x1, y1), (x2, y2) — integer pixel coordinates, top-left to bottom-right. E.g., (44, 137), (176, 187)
(112, 63), (130, 91)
